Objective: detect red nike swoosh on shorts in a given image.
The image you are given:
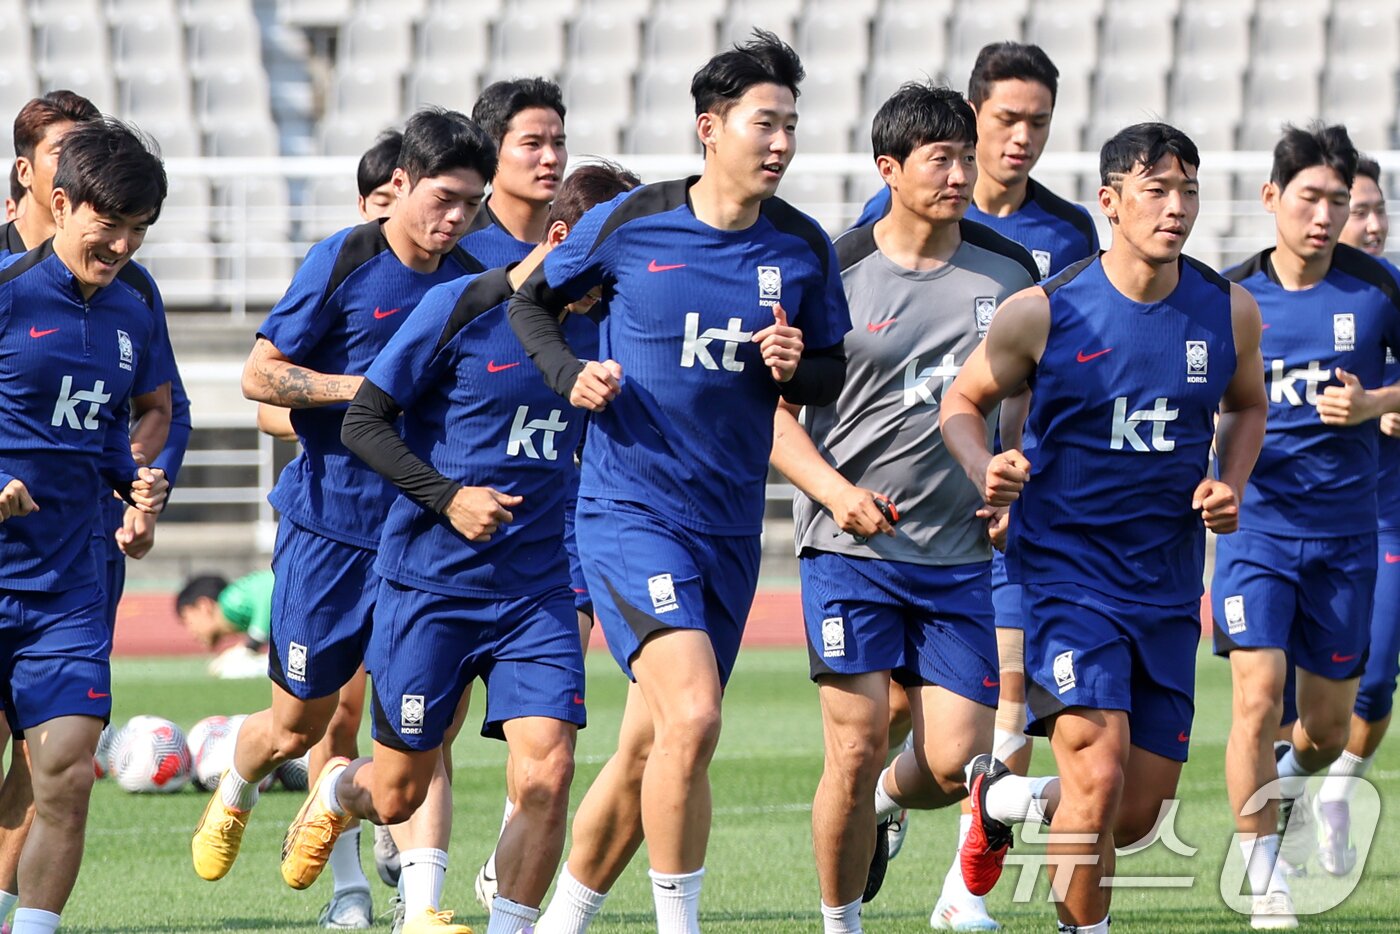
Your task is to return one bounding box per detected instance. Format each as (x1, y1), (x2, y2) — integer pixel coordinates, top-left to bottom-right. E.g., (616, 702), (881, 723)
(1386, 552), (1400, 564)
(87, 688), (110, 699)
(573, 694), (586, 705)
(373, 306), (402, 319)
(647, 260), (686, 273)
(867, 320), (895, 333)
(982, 676), (999, 688)
(486, 361), (520, 373)
(1076, 348), (1113, 363)
(1332, 652), (1358, 663)
(1178, 731), (1190, 743)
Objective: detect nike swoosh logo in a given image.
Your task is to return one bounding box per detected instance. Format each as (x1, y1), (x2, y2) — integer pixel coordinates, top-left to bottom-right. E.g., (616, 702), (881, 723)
(1076, 348), (1113, 363)
(573, 694), (586, 705)
(373, 307), (402, 319)
(867, 320), (895, 333)
(487, 361), (520, 373)
(982, 676), (1000, 688)
(1332, 652), (1358, 663)
(647, 260), (686, 273)
(87, 688), (110, 699)
(1261, 323), (1272, 330)
(1178, 731), (1190, 743)
(1386, 553), (1400, 564)
(29, 326), (58, 338)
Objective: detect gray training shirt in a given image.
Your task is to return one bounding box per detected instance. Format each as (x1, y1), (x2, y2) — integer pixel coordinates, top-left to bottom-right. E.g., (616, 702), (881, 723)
(793, 220), (1038, 566)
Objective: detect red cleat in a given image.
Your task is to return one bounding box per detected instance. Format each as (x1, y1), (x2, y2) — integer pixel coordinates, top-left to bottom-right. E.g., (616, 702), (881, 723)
(961, 754), (1015, 896)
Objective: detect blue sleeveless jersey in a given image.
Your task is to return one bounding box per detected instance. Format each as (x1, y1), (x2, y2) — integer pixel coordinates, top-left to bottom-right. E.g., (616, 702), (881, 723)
(1226, 245), (1400, 538)
(1007, 254), (1237, 604)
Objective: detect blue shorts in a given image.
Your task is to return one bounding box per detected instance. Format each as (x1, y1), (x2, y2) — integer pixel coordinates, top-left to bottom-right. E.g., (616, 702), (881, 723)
(800, 551), (998, 706)
(1023, 583), (1199, 762)
(1212, 530), (1375, 681)
(990, 550), (1024, 632)
(369, 579), (586, 749)
(563, 479), (592, 617)
(0, 584), (112, 731)
(1356, 528), (1400, 721)
(269, 519), (378, 700)
(577, 497), (760, 687)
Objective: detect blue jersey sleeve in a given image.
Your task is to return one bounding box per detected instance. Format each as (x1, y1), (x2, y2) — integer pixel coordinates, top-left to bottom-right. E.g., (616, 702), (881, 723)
(365, 282), (459, 411)
(850, 187), (891, 230)
(131, 271), (177, 397)
(797, 238), (852, 351)
(257, 234), (345, 363)
(541, 191), (629, 301)
(100, 400), (140, 490)
(151, 371), (191, 486)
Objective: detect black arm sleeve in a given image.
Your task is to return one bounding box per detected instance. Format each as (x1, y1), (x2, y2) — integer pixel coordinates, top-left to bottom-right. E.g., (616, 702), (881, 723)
(341, 379), (459, 514)
(508, 264), (587, 398)
(778, 341), (848, 407)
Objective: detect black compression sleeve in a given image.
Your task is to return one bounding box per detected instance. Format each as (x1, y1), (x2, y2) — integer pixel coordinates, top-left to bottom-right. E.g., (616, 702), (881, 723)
(508, 264), (586, 398)
(341, 379), (459, 514)
(778, 342), (848, 407)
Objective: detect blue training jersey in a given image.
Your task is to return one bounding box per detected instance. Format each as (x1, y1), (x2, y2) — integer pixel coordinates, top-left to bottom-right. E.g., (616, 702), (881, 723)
(852, 179), (1099, 279)
(1379, 257), (1400, 533)
(0, 243), (173, 590)
(535, 177), (852, 535)
(1007, 254), (1237, 605)
(367, 267), (585, 598)
(1226, 245), (1400, 538)
(259, 220), (482, 548)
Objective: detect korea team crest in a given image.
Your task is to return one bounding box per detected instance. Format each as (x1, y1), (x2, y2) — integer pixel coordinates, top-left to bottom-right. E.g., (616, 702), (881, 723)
(117, 329), (133, 371)
(1186, 341), (1208, 383)
(974, 297), (996, 336)
(757, 265), (782, 307)
(1224, 595), (1247, 635)
(821, 616), (845, 658)
(286, 641), (308, 682)
(1053, 650), (1076, 693)
(400, 694), (425, 734)
(1334, 313), (1356, 352)
(648, 573), (679, 614)
(1032, 249), (1052, 278)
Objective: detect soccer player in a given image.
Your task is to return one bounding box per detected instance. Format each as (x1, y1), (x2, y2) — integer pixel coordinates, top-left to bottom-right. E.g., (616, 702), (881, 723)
(176, 571), (274, 677)
(941, 123), (1267, 933)
(769, 82), (1040, 934)
(0, 117), (172, 934)
(189, 108), (492, 931)
(317, 159), (640, 934)
(1315, 157), (1400, 877)
(1215, 125), (1400, 926)
(512, 31), (851, 934)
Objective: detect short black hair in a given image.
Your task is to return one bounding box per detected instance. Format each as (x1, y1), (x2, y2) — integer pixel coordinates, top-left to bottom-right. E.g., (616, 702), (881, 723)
(1271, 123), (1358, 192)
(176, 574), (227, 613)
(471, 78), (566, 148)
(967, 42), (1059, 107)
(1356, 156), (1382, 187)
(52, 118), (167, 223)
(691, 28), (804, 118)
(398, 107), (497, 186)
(357, 129), (402, 197)
(1100, 122), (1200, 188)
(8, 162), (21, 204)
(547, 160), (642, 230)
(872, 82), (976, 164)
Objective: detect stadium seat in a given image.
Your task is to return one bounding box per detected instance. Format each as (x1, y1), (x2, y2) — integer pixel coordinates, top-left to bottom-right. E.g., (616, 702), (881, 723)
(1329, 4), (1400, 64)
(1321, 63), (1395, 150)
(1024, 1), (1098, 77)
(623, 121), (699, 155)
(581, 0), (650, 15)
(805, 0), (879, 20)
(135, 116), (201, 157)
(197, 67), (273, 125)
(634, 62), (693, 118)
(778, 172), (846, 229)
(723, 0), (805, 35)
(794, 5), (870, 79)
(276, 0), (353, 29)
(328, 66), (402, 122)
(206, 119), (280, 157)
(644, 6), (719, 65)
(0, 66), (39, 123)
(318, 114), (384, 156)
(561, 65), (632, 125)
(26, 0), (101, 25)
(120, 66), (195, 122)
(568, 7), (642, 70)
(156, 176), (214, 241)
(354, 0), (430, 19)
(493, 11), (567, 78)
(338, 13), (414, 75)
(872, 1), (950, 78)
(418, 11), (489, 67)
(188, 13), (263, 76)
(1169, 62), (1243, 134)
(509, 0), (579, 19)
(1176, 1), (1250, 70)
(563, 116), (622, 157)
(1044, 70), (1090, 153)
(305, 174), (361, 241)
(800, 71), (860, 126)
(113, 13), (186, 78)
(405, 64), (480, 112)
(795, 116), (852, 155)
(38, 66), (116, 112)
(1251, 3), (1326, 73)
(1243, 62), (1320, 126)
(862, 61), (925, 119)
(36, 15), (110, 73)
(1092, 61), (1169, 126)
(1099, 3), (1176, 72)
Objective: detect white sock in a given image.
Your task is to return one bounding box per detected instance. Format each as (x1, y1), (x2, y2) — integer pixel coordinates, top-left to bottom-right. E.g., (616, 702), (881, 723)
(487, 896), (540, 934)
(984, 774), (1056, 825)
(400, 847), (449, 913)
(873, 767), (902, 821)
(0, 891), (17, 922)
(330, 825), (368, 893)
(1275, 747), (1311, 800)
(535, 864), (608, 934)
(820, 897), (862, 934)
(992, 728), (1026, 763)
(940, 814), (979, 901)
(1319, 751), (1372, 804)
(11, 908), (60, 934)
(219, 767), (261, 812)
(320, 761), (349, 816)
(1057, 916), (1110, 933)
(649, 867), (704, 934)
(1240, 834), (1288, 896)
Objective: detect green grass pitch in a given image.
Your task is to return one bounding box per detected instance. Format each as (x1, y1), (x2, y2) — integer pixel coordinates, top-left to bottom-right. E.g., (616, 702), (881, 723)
(61, 646), (1400, 932)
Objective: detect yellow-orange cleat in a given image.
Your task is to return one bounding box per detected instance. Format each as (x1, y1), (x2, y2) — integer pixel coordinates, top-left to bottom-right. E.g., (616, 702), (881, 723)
(280, 756), (353, 889)
(402, 908), (475, 934)
(191, 783), (249, 881)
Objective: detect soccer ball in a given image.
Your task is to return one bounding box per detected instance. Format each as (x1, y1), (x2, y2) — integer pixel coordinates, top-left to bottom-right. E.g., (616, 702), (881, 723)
(276, 752), (310, 791)
(93, 723), (119, 779)
(188, 716), (233, 792)
(112, 716), (193, 793)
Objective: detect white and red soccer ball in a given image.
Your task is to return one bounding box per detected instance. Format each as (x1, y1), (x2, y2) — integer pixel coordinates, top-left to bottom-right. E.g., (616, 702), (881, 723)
(112, 715), (193, 793)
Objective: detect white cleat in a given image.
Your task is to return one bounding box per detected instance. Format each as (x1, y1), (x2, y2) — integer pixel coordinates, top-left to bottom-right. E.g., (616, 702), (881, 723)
(319, 887), (373, 930)
(1315, 797), (1358, 877)
(886, 809), (910, 860)
(931, 896), (1001, 931)
(1250, 891), (1298, 930)
(476, 860), (499, 912)
(373, 824), (402, 887)
(1278, 790), (1317, 873)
